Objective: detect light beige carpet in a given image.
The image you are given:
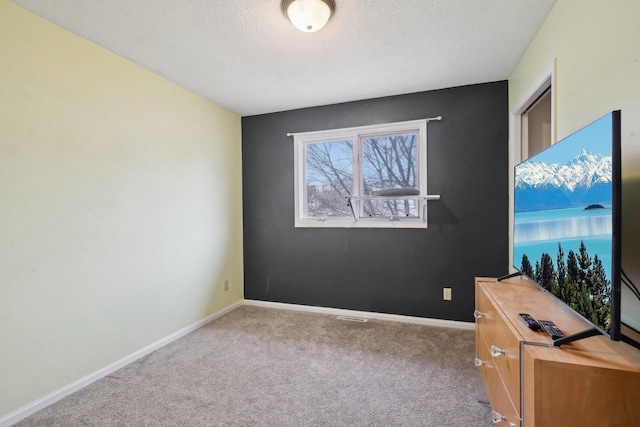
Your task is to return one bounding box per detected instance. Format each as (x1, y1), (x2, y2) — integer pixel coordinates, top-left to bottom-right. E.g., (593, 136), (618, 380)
(16, 305), (493, 426)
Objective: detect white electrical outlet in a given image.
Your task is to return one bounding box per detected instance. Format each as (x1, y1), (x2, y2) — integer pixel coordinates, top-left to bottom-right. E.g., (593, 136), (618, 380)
(224, 280), (229, 291)
(443, 287), (452, 301)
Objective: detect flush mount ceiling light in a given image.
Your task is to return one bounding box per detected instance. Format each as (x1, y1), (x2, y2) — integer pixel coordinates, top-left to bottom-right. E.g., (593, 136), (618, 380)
(282, 0), (336, 33)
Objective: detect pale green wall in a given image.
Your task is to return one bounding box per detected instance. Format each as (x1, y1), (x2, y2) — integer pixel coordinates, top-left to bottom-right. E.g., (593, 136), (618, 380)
(509, 0), (640, 331)
(510, 0), (640, 169)
(0, 0), (243, 417)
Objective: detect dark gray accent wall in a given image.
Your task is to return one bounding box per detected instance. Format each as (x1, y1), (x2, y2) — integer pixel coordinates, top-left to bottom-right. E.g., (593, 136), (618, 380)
(242, 81), (509, 322)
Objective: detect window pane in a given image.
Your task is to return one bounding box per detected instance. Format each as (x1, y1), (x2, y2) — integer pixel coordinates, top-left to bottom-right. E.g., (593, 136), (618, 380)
(305, 140), (353, 217)
(361, 133), (418, 217)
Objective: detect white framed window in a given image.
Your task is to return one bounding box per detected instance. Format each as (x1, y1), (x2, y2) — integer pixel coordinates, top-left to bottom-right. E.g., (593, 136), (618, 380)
(292, 119), (433, 228)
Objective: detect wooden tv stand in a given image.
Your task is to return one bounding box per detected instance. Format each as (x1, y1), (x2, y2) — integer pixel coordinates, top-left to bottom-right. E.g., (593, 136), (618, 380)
(475, 277), (640, 426)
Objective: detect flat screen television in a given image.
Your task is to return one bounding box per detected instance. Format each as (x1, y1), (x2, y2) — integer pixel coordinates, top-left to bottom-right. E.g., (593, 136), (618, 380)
(513, 111), (623, 345)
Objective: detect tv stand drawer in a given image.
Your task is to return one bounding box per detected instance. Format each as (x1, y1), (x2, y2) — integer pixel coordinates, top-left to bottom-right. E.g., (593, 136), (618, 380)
(475, 279), (521, 423)
(476, 332), (520, 426)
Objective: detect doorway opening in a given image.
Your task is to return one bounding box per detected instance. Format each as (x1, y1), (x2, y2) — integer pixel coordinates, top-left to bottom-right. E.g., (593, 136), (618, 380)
(521, 87), (552, 160)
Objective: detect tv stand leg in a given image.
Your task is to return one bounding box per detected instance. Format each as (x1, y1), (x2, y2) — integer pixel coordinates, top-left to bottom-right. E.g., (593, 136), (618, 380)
(553, 327), (602, 346)
(497, 271), (524, 282)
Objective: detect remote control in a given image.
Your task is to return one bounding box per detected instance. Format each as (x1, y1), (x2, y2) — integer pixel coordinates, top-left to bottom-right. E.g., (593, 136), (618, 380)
(519, 313), (541, 331)
(538, 320), (565, 340)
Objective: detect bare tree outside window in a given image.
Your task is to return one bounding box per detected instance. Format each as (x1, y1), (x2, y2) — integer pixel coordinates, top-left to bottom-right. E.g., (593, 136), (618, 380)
(305, 140), (353, 217)
(304, 134), (419, 218)
(362, 133), (418, 217)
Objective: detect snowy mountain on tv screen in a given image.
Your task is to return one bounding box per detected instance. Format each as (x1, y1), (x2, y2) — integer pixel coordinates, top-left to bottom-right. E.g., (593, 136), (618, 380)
(515, 149), (612, 213)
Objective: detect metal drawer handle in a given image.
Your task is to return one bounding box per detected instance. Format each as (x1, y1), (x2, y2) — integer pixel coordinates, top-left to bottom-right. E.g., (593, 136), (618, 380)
(474, 357), (485, 367)
(473, 310), (486, 319)
(491, 410), (506, 423)
(490, 345), (506, 357)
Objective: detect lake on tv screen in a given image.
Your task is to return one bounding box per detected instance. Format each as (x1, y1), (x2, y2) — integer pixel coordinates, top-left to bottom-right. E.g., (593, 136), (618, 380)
(514, 206), (613, 281)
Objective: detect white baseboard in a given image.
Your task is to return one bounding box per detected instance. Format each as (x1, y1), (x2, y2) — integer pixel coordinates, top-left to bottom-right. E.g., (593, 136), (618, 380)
(243, 299), (475, 330)
(0, 300), (243, 427)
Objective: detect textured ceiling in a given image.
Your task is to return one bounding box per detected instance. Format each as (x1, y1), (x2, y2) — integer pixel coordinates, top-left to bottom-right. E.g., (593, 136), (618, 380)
(10, 0), (556, 116)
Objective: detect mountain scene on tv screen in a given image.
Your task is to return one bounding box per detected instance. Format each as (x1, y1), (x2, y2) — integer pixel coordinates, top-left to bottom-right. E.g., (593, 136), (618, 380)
(514, 113), (613, 334)
(515, 148), (612, 212)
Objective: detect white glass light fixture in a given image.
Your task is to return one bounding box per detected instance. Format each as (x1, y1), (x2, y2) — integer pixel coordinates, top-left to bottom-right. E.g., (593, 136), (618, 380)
(282, 0), (336, 33)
